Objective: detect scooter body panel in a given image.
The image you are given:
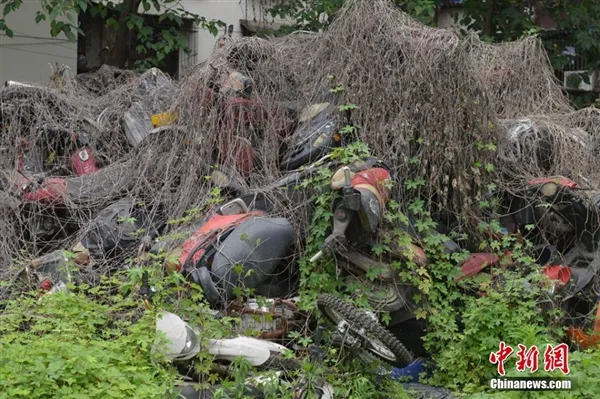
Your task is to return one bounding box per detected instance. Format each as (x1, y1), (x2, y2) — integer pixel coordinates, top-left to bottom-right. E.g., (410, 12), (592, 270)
(178, 211), (264, 271)
(210, 217), (295, 300)
(207, 336), (286, 366)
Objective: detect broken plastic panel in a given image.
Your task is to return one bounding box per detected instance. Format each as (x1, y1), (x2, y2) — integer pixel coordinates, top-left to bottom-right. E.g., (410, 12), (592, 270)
(122, 102), (154, 147)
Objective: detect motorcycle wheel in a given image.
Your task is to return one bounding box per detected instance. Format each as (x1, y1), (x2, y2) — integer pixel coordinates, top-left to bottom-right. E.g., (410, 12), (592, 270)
(317, 294), (413, 368)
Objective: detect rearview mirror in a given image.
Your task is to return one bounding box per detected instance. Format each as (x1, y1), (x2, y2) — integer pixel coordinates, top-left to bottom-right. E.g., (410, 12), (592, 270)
(217, 198), (248, 216)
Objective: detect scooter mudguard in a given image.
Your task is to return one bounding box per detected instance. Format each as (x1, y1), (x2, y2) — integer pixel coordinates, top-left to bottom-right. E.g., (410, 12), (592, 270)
(190, 266), (221, 306)
(389, 241), (428, 266)
(210, 218), (294, 301)
(207, 336), (286, 366)
(356, 188), (383, 234)
(339, 248), (394, 280)
(345, 275), (405, 312)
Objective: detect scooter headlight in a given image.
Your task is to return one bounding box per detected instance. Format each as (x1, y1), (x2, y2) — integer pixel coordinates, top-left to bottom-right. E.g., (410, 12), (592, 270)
(183, 325), (199, 354)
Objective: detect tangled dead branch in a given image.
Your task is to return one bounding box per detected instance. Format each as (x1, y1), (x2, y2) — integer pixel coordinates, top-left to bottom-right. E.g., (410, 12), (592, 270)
(1, 0), (600, 286)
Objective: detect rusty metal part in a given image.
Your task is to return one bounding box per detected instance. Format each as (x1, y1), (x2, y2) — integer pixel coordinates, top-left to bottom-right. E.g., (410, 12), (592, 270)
(228, 298), (298, 339)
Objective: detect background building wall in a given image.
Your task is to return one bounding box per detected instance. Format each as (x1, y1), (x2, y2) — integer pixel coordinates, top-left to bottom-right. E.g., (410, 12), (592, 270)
(181, 0), (286, 65)
(0, 0), (285, 83)
(0, 1), (78, 84)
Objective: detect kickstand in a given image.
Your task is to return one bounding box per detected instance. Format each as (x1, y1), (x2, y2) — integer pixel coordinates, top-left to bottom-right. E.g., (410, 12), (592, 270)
(309, 325), (324, 362)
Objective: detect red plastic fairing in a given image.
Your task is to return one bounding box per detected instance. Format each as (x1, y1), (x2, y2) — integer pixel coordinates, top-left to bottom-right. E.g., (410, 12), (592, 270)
(542, 265), (572, 285)
(19, 177), (68, 204)
(178, 211), (264, 271)
(568, 304), (600, 349)
(218, 135), (255, 178)
(223, 98), (268, 126)
(351, 168), (392, 207)
(527, 177), (577, 189)
(456, 253), (500, 281)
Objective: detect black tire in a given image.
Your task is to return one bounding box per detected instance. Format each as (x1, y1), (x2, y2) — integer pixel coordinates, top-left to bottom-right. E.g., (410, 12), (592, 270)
(317, 294), (413, 368)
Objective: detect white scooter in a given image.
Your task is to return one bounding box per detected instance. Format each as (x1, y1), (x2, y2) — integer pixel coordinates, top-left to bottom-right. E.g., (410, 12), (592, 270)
(155, 311), (334, 399)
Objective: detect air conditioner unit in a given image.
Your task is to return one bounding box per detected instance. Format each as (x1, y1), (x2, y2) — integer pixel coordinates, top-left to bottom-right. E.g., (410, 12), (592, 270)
(563, 70), (597, 92)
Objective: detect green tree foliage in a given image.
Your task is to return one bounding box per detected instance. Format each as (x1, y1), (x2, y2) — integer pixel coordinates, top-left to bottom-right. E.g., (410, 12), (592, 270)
(0, 0), (224, 71)
(457, 1), (600, 94)
(266, 0), (438, 31)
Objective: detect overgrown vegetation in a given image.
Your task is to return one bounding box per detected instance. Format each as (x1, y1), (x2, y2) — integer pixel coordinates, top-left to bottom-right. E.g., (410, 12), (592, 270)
(264, 0), (600, 107)
(2, 0), (600, 397)
(2, 103), (600, 396)
(0, 280), (177, 398)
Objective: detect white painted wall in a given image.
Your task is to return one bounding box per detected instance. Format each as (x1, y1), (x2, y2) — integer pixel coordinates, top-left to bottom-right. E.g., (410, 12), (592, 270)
(0, 0), (285, 84)
(0, 1), (78, 85)
(182, 0), (287, 64)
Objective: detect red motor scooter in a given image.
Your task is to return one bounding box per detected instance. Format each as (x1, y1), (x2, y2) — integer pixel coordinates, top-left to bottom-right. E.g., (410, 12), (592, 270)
(10, 161), (134, 246)
(153, 197), (297, 306)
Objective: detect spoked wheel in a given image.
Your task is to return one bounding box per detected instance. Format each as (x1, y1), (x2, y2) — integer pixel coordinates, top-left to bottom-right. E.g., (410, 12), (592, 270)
(317, 294), (414, 368)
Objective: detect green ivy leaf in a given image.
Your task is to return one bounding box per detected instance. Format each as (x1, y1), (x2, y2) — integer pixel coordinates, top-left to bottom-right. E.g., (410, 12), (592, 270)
(63, 27), (76, 42)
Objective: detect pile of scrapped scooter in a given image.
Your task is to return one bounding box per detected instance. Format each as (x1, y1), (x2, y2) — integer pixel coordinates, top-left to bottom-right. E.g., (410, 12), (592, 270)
(3, 0), (600, 397)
